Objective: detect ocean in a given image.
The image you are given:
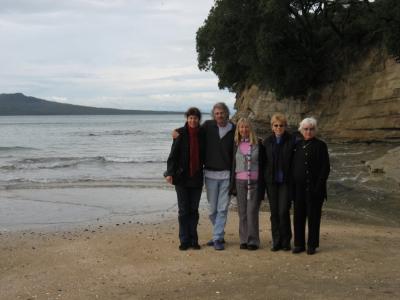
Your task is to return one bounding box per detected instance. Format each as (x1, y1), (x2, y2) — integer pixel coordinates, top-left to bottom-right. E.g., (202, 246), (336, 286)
(0, 115), (399, 231)
(0, 114), (198, 231)
(0, 114), (185, 189)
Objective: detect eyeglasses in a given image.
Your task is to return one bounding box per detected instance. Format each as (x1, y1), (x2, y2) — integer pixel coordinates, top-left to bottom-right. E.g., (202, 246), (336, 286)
(273, 124), (285, 128)
(303, 127), (315, 131)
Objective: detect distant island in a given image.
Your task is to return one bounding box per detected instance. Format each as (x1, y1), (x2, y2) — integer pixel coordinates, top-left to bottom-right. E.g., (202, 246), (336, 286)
(0, 93), (182, 116)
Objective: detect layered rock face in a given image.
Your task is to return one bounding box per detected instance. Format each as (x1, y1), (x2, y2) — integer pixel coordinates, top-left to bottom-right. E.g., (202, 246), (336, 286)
(234, 49), (400, 142)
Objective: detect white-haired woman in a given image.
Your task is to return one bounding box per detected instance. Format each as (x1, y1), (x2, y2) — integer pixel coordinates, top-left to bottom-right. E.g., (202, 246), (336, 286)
(291, 117), (330, 255)
(229, 118), (265, 250)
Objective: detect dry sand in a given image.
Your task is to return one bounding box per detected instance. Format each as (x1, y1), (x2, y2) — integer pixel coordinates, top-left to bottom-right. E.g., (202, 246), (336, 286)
(1, 211), (399, 300)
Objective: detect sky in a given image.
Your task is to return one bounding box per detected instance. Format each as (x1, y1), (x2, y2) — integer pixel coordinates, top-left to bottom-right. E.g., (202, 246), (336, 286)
(0, 0), (235, 112)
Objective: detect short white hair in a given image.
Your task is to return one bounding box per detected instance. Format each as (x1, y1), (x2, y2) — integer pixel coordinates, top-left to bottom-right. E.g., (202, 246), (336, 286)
(298, 117), (318, 132)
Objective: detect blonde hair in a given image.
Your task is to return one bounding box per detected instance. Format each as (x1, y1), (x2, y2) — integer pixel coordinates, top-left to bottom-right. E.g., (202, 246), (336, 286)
(270, 113), (287, 126)
(234, 118), (257, 145)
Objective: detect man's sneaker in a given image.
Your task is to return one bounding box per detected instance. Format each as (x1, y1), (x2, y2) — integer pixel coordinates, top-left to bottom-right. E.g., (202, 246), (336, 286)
(206, 240), (214, 246)
(206, 239), (225, 246)
(214, 240), (225, 251)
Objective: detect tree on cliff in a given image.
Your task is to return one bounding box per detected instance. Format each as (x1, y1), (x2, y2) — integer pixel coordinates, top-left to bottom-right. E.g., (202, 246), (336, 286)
(196, 0), (400, 99)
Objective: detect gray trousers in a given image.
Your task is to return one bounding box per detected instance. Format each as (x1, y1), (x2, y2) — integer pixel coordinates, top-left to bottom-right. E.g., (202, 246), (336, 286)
(236, 179), (260, 246)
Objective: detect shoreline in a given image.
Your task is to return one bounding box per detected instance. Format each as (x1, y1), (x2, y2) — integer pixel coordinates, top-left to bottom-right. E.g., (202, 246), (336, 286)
(1, 185), (398, 233)
(1, 211), (399, 299)
(0, 187), (182, 232)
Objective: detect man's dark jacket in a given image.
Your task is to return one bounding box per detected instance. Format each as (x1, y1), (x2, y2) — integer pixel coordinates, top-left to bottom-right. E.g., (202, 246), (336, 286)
(202, 120), (235, 171)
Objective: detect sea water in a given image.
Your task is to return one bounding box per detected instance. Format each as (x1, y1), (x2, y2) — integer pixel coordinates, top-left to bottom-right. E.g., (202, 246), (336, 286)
(0, 115), (399, 230)
(0, 114), (194, 230)
(0, 114), (185, 188)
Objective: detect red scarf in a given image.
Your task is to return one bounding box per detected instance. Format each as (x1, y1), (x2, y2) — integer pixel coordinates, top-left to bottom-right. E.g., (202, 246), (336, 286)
(188, 126), (200, 177)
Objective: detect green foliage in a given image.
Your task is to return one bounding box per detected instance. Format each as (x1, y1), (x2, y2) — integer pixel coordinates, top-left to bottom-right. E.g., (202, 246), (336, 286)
(377, 0), (400, 61)
(197, 0), (261, 92)
(196, 0), (400, 99)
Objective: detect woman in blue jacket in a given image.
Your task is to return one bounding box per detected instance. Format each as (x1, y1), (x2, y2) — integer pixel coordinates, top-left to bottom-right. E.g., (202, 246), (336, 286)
(263, 113), (295, 251)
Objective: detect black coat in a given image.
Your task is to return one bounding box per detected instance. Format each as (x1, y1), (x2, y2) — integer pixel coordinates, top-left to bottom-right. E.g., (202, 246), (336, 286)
(202, 120), (235, 171)
(291, 137), (330, 200)
(164, 124), (205, 187)
(229, 140), (266, 201)
(262, 131), (295, 185)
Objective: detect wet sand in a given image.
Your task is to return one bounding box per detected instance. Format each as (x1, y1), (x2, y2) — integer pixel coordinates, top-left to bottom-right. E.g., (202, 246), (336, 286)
(366, 146), (400, 184)
(1, 144), (400, 299)
(0, 187), (179, 231)
(1, 210), (399, 300)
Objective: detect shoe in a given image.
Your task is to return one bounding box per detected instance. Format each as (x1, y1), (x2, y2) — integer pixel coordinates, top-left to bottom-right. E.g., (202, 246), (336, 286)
(206, 239), (225, 246)
(214, 240), (225, 251)
(307, 247), (316, 255)
(240, 243), (248, 250)
(292, 246), (305, 254)
(270, 245), (281, 252)
(282, 245), (292, 251)
(247, 245), (258, 251)
(191, 244), (201, 250)
(179, 244), (189, 251)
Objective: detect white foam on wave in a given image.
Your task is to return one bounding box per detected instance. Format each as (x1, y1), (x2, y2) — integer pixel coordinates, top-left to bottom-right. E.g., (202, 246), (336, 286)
(0, 156), (167, 170)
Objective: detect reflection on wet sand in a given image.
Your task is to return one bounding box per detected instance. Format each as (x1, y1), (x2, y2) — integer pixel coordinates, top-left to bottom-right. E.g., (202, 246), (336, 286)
(0, 144), (398, 232)
(326, 143), (399, 226)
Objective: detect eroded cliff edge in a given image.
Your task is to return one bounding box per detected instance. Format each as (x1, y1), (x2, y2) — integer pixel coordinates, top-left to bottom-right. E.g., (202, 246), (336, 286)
(234, 49), (400, 142)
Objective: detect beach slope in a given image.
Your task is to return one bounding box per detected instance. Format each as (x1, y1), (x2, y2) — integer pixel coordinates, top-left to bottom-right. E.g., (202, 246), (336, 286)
(0, 212), (399, 299)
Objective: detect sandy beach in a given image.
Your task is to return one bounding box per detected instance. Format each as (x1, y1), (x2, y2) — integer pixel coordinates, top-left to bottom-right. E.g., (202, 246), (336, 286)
(1, 142), (399, 299)
(1, 208), (399, 300)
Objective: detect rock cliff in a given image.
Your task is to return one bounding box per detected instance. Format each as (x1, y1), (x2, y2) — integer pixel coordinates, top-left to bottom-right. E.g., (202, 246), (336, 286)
(234, 49), (400, 142)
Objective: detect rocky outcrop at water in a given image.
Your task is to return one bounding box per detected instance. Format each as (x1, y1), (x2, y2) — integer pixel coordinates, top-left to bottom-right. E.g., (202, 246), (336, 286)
(366, 146), (400, 184)
(233, 49), (400, 142)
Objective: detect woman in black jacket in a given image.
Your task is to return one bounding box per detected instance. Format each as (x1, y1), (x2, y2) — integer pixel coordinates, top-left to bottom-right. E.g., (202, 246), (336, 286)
(291, 117), (330, 255)
(263, 113), (295, 251)
(164, 107), (205, 250)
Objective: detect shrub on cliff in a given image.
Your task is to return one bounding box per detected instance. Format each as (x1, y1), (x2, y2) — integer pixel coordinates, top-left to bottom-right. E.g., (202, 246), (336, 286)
(196, 0), (400, 99)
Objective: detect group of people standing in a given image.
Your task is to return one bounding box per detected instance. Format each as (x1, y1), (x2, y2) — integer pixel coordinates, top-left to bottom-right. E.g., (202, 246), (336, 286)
(164, 102), (330, 255)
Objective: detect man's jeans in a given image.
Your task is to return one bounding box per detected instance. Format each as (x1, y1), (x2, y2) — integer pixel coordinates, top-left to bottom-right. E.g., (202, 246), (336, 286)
(205, 177), (230, 241)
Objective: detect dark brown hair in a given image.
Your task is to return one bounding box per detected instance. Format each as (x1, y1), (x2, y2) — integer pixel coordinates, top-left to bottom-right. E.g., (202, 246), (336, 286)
(184, 107), (202, 121)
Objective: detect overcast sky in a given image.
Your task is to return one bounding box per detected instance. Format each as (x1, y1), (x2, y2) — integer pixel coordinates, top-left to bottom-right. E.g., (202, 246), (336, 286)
(0, 0), (234, 111)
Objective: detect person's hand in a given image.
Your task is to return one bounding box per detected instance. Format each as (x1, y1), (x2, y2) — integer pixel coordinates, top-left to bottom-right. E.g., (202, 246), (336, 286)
(171, 130), (179, 139)
(165, 176), (173, 185)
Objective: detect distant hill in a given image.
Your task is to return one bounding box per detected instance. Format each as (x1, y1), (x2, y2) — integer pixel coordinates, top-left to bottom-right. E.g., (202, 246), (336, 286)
(0, 93), (181, 115)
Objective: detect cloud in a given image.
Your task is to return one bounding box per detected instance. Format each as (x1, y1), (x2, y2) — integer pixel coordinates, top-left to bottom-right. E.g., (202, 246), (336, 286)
(0, 0), (234, 111)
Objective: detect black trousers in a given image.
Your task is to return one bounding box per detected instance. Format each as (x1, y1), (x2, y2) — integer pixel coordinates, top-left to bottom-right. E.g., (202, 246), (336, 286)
(175, 185), (202, 246)
(267, 183), (292, 248)
(293, 184), (323, 248)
